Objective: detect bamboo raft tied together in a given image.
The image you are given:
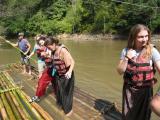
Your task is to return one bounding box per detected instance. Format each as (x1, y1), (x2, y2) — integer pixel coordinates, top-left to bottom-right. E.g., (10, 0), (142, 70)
(0, 71), (53, 120)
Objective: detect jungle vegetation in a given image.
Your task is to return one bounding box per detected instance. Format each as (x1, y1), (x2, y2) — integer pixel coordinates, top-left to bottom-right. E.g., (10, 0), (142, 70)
(0, 0), (160, 37)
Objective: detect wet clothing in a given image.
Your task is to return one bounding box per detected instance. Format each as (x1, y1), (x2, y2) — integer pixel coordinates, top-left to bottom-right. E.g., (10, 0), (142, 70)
(120, 46), (160, 120)
(53, 45), (74, 114)
(36, 67), (55, 97)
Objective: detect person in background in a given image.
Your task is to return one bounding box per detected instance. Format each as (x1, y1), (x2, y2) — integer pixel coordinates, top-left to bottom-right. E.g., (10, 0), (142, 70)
(28, 35), (50, 78)
(28, 35), (55, 103)
(117, 24), (160, 120)
(8, 32), (31, 74)
(45, 37), (75, 116)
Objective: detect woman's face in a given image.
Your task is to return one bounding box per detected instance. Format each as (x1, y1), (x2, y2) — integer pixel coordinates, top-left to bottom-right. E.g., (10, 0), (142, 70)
(47, 43), (56, 51)
(135, 29), (149, 49)
(39, 39), (45, 46)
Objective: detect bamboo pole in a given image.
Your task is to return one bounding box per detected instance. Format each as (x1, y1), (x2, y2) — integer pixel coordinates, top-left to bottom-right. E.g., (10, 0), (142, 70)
(2, 72), (29, 120)
(4, 71), (53, 119)
(0, 93), (16, 120)
(12, 91), (32, 120)
(2, 72), (44, 120)
(9, 91), (31, 120)
(0, 72), (32, 120)
(1, 72), (34, 119)
(5, 92), (22, 120)
(0, 74), (22, 120)
(22, 91), (53, 120)
(16, 90), (44, 120)
(0, 97), (8, 120)
(0, 74), (15, 120)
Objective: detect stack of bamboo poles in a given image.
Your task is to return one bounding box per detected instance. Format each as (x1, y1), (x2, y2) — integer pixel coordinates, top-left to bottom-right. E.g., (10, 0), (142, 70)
(0, 71), (53, 120)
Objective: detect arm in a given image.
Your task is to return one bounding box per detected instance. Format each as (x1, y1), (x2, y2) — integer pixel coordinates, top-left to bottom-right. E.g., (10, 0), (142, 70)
(11, 42), (18, 47)
(154, 60), (160, 74)
(117, 49), (136, 75)
(28, 45), (36, 58)
(62, 48), (75, 79)
(117, 57), (129, 75)
(28, 51), (34, 58)
(41, 49), (52, 58)
(152, 47), (160, 74)
(6, 40), (18, 47)
(63, 48), (75, 73)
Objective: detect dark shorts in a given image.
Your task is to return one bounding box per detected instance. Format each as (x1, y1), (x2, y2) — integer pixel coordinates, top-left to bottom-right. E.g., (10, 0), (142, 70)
(20, 51), (30, 66)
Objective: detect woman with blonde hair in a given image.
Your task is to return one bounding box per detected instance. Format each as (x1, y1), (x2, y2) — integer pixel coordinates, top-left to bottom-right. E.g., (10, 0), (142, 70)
(117, 24), (160, 120)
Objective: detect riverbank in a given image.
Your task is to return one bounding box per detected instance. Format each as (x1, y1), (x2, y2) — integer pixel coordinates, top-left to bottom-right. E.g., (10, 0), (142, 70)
(56, 33), (126, 41)
(56, 33), (160, 41)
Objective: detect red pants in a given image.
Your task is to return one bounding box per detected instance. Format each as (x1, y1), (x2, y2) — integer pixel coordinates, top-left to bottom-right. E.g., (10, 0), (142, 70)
(36, 67), (54, 97)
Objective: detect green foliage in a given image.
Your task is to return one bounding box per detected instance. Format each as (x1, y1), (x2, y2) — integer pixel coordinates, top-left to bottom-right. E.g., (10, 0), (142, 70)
(0, 0), (160, 36)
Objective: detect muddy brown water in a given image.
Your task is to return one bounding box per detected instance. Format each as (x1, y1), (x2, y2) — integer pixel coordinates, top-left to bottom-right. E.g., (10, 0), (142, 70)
(0, 38), (159, 120)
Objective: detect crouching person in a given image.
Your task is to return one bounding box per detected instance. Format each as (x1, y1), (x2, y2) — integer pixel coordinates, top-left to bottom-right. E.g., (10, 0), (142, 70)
(45, 37), (75, 116)
(29, 56), (56, 102)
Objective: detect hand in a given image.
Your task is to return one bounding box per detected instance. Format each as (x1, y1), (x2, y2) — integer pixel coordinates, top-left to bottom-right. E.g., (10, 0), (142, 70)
(41, 52), (47, 57)
(126, 49), (136, 59)
(6, 40), (10, 43)
(23, 52), (28, 55)
(26, 55), (30, 59)
(65, 71), (72, 79)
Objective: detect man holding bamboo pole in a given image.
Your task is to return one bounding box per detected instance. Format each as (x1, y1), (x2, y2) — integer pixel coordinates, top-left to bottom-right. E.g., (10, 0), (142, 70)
(6, 32), (31, 74)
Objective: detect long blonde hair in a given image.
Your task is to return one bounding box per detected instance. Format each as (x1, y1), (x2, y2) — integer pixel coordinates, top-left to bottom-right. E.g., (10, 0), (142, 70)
(127, 24), (152, 59)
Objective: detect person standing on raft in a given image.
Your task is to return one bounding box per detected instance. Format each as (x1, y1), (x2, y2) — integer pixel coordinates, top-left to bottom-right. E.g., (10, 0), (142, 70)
(45, 37), (75, 116)
(117, 24), (160, 120)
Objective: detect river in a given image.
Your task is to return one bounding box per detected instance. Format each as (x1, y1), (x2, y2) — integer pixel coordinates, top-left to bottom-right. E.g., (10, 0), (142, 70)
(0, 38), (159, 120)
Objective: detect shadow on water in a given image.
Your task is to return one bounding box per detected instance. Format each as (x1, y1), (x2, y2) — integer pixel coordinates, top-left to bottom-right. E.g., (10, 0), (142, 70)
(94, 99), (122, 120)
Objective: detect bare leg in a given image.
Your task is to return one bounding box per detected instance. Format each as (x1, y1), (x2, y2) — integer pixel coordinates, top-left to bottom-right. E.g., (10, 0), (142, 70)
(28, 65), (31, 75)
(150, 94), (160, 117)
(22, 65), (26, 74)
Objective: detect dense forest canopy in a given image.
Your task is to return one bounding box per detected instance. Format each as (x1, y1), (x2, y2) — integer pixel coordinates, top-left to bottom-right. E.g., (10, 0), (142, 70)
(0, 0), (160, 37)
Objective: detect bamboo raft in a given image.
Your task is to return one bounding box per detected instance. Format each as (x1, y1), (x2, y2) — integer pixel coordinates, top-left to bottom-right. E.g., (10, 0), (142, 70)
(0, 63), (122, 120)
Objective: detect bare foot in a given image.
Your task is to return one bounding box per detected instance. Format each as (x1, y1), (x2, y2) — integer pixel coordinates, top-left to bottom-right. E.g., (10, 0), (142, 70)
(22, 71), (27, 74)
(66, 110), (73, 117)
(28, 72), (32, 75)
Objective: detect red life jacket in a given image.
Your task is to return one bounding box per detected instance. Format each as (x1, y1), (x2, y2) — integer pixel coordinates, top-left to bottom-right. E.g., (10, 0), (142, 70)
(123, 50), (157, 88)
(36, 46), (47, 60)
(54, 45), (69, 76)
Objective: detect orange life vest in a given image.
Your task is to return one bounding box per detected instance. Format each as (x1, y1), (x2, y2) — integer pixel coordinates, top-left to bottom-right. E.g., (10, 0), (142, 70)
(123, 50), (157, 88)
(54, 45), (68, 76)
